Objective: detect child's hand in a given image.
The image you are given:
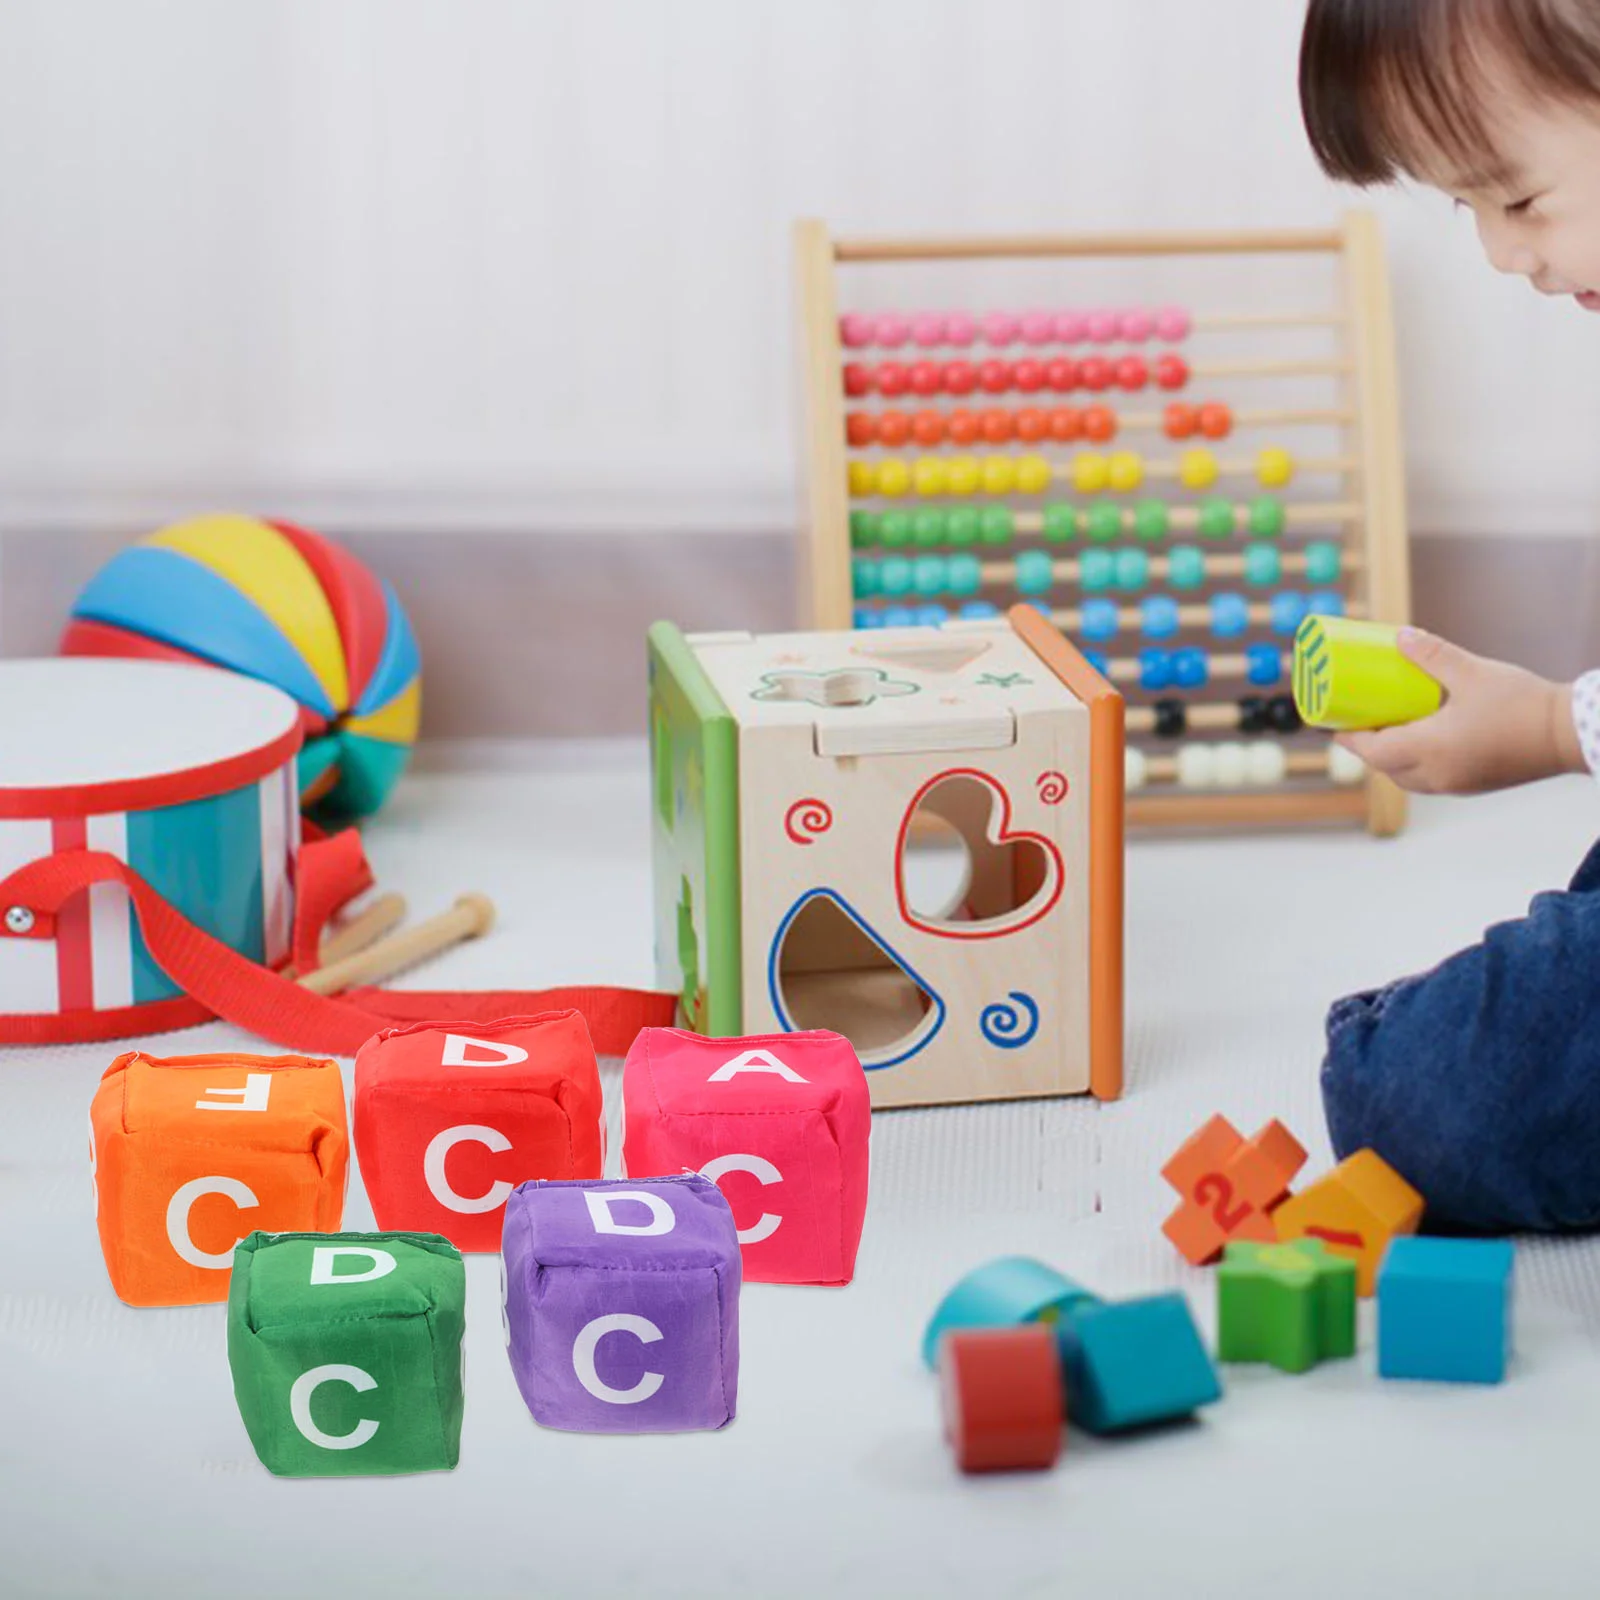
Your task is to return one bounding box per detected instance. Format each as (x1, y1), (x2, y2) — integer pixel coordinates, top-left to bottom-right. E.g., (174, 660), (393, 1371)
(1336, 629), (1585, 795)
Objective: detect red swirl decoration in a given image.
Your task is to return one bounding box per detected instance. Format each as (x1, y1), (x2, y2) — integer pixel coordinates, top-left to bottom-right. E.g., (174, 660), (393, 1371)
(784, 798), (834, 845)
(1036, 771), (1070, 806)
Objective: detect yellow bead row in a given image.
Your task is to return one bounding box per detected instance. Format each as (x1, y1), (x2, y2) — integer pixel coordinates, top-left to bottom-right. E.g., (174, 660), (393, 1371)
(847, 446), (1295, 499)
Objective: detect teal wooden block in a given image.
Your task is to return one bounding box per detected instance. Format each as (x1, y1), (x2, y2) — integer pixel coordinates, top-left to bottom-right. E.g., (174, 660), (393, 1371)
(1377, 1237), (1514, 1385)
(1056, 1292), (1222, 1434)
(921, 1256), (1096, 1369)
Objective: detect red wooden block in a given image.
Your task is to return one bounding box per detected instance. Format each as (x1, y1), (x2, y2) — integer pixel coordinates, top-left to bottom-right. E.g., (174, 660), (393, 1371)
(621, 1029), (870, 1286)
(353, 1011), (604, 1252)
(1161, 1114), (1307, 1265)
(939, 1325), (1063, 1474)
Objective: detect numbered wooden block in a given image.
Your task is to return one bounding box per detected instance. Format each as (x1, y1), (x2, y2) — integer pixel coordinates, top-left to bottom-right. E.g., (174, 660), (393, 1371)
(228, 1231), (465, 1477)
(89, 1051), (348, 1307)
(921, 1256), (1097, 1368)
(353, 1012), (604, 1252)
(1217, 1239), (1357, 1374)
(1273, 1148), (1424, 1296)
(938, 1325), (1064, 1474)
(621, 1028), (870, 1285)
(502, 1175), (741, 1433)
(1056, 1292), (1222, 1434)
(1161, 1114), (1307, 1265)
(1378, 1237), (1514, 1385)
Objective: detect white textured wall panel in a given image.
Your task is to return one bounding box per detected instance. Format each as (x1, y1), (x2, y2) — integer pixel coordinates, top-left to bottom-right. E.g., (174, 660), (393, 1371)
(0, 0), (1597, 537)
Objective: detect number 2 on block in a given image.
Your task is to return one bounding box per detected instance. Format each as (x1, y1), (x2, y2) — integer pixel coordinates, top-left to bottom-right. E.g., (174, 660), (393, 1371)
(1193, 1172), (1252, 1233)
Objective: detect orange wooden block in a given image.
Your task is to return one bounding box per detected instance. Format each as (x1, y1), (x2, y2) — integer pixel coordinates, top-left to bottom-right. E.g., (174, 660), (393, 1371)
(1161, 1114), (1307, 1265)
(89, 1051), (349, 1307)
(1272, 1147), (1424, 1296)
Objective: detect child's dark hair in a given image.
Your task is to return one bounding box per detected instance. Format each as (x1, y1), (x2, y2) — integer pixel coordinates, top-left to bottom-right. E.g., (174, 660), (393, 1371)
(1300, 0), (1600, 185)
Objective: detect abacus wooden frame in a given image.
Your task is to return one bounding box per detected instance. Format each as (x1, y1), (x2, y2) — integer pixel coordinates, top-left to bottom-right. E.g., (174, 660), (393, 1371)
(793, 215), (1410, 836)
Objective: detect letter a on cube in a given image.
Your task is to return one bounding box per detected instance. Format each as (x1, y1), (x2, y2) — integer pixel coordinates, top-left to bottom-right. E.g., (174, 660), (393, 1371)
(354, 1012), (604, 1252)
(89, 1052), (348, 1307)
(622, 1029), (871, 1285)
(228, 1230), (466, 1476)
(501, 1175), (741, 1433)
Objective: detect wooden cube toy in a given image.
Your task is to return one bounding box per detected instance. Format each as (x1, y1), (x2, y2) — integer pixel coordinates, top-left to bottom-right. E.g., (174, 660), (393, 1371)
(648, 607), (1123, 1109)
(1161, 1113), (1307, 1264)
(1273, 1147), (1424, 1296)
(621, 1028), (870, 1285)
(1377, 1237), (1514, 1384)
(938, 1325), (1064, 1474)
(89, 1051), (348, 1307)
(353, 1012), (605, 1252)
(227, 1231), (465, 1477)
(1217, 1239), (1357, 1374)
(501, 1176), (741, 1433)
(1056, 1293), (1222, 1434)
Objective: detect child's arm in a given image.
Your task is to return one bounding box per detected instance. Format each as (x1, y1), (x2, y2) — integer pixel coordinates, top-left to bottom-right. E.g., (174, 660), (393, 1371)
(1337, 629), (1587, 794)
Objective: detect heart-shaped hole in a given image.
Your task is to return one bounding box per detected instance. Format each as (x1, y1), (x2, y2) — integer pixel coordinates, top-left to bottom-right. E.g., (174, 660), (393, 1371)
(771, 889), (945, 1069)
(896, 770), (1063, 939)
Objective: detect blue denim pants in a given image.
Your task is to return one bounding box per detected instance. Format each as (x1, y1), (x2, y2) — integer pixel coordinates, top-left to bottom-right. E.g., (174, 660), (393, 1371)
(1323, 833), (1600, 1234)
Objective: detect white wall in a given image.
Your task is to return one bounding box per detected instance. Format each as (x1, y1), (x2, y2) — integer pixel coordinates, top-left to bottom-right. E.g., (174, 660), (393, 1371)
(1, 0), (1597, 539)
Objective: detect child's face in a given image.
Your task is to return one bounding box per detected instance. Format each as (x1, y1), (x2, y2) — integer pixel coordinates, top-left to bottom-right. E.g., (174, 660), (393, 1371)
(1419, 79), (1600, 312)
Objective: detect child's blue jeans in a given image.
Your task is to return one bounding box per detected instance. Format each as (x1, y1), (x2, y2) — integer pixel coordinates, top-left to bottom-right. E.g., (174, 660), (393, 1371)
(1323, 832), (1600, 1234)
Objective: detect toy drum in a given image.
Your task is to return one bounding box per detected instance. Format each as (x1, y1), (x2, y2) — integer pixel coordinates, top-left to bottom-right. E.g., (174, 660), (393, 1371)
(0, 659), (302, 1034)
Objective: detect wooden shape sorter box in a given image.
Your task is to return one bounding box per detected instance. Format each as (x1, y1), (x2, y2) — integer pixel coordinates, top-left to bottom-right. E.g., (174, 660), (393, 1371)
(793, 214), (1413, 836)
(648, 607), (1122, 1110)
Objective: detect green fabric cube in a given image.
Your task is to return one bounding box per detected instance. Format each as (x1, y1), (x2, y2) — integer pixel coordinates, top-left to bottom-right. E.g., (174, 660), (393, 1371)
(228, 1230), (466, 1477)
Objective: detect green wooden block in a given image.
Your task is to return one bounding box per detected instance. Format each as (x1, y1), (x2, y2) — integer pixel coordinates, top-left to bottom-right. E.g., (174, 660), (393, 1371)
(228, 1231), (466, 1477)
(647, 622), (742, 1035)
(1216, 1238), (1357, 1374)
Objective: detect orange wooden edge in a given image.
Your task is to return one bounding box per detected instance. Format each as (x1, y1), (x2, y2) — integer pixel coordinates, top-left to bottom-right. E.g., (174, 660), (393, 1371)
(1007, 604), (1124, 1101)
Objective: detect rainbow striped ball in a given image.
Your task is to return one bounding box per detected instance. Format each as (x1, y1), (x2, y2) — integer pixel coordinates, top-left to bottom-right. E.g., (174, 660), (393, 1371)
(62, 514), (421, 818)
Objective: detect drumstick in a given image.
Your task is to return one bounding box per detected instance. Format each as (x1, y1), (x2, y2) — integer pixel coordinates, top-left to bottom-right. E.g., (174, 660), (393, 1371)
(298, 893), (496, 996)
(317, 892), (408, 967)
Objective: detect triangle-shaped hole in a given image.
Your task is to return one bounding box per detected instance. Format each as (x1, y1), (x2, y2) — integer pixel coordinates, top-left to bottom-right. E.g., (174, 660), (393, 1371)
(852, 637), (992, 676)
(773, 890), (943, 1067)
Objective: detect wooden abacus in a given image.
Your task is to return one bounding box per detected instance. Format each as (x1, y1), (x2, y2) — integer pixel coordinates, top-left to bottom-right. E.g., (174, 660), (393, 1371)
(794, 215), (1411, 834)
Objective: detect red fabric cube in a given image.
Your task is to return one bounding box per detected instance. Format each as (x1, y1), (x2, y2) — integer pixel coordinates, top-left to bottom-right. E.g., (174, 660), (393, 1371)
(621, 1029), (871, 1286)
(354, 1012), (604, 1251)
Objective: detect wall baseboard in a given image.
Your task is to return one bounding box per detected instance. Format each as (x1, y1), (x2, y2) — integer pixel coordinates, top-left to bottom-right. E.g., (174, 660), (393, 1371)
(4, 528), (1596, 739)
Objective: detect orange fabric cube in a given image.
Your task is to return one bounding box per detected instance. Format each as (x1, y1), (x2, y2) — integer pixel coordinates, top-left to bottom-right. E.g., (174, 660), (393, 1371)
(89, 1051), (349, 1307)
(1273, 1148), (1424, 1296)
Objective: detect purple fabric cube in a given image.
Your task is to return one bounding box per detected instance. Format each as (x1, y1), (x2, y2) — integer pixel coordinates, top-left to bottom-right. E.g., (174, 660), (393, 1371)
(501, 1175), (741, 1433)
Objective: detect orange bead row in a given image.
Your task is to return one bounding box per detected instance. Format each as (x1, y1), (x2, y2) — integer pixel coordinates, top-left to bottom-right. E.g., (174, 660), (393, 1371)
(845, 401), (1234, 449)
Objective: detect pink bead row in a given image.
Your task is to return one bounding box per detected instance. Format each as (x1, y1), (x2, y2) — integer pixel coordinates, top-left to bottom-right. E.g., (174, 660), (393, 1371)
(838, 306), (1192, 350)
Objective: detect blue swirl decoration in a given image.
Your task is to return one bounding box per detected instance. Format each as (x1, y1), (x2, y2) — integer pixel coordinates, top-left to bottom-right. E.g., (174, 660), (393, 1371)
(980, 991), (1040, 1049)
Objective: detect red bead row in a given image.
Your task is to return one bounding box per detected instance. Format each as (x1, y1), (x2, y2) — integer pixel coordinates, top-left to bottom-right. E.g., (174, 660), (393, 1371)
(841, 353), (1190, 400)
(843, 400), (1233, 449)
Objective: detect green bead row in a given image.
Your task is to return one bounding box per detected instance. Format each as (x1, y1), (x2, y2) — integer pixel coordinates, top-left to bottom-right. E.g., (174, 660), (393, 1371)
(850, 496), (1287, 551)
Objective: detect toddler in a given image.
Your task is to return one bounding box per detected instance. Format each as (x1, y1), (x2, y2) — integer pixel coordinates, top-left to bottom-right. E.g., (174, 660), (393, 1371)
(1300, 0), (1600, 1232)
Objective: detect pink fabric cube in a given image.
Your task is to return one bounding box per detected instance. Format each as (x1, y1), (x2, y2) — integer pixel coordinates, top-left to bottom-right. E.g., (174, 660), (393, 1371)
(621, 1029), (871, 1286)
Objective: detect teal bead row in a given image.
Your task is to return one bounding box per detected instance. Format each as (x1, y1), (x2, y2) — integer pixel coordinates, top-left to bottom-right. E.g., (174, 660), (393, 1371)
(851, 496), (1288, 551)
(851, 539), (1340, 601)
(854, 551), (985, 600)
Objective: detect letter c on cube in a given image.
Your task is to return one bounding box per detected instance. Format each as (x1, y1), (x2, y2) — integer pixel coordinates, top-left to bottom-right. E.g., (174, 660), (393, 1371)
(572, 1314), (665, 1405)
(424, 1124), (515, 1214)
(289, 1363), (380, 1451)
(165, 1175), (259, 1270)
(700, 1153), (784, 1244)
